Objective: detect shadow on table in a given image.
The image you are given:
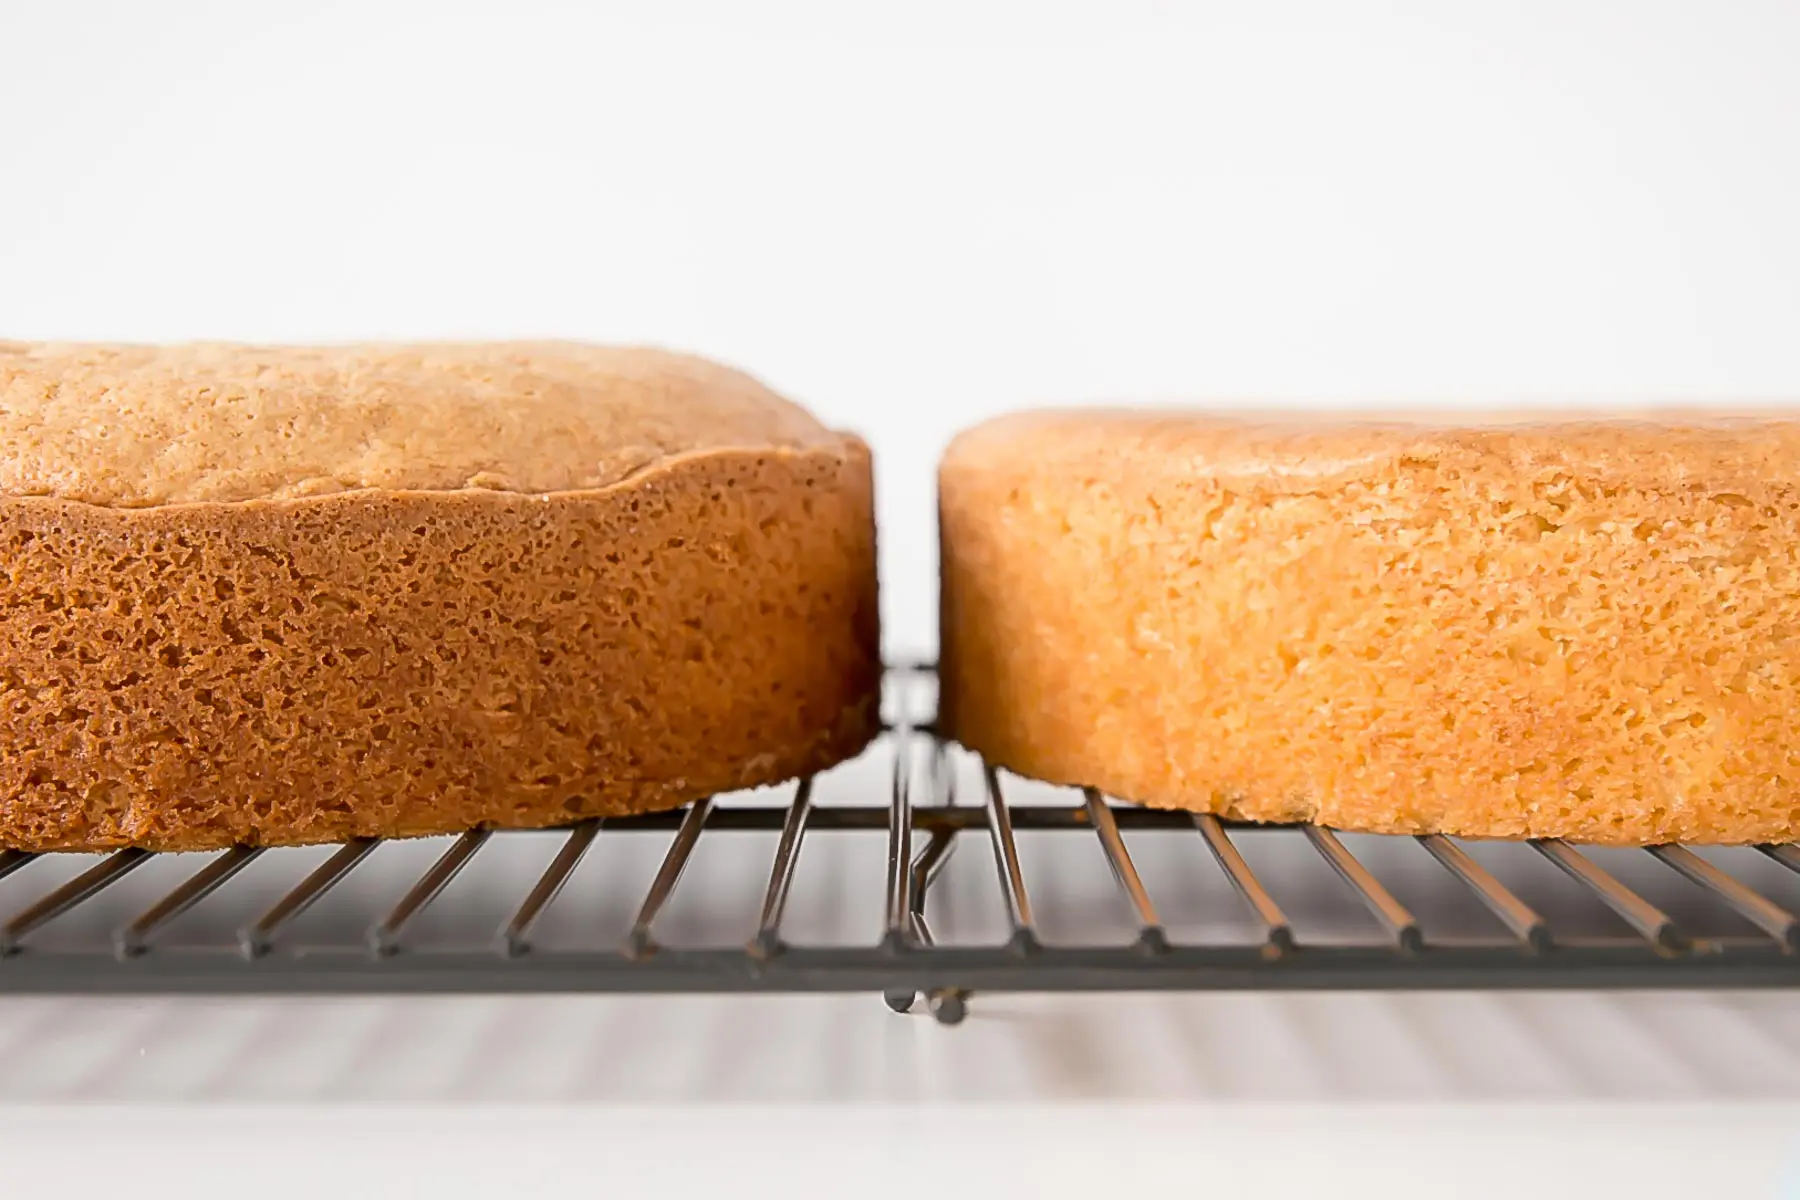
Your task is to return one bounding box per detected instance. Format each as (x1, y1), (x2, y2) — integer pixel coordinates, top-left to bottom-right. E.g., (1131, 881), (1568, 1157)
(0, 987), (1794, 1105)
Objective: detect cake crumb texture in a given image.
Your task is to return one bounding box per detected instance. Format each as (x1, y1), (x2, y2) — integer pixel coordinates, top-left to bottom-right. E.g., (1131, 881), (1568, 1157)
(940, 410), (1800, 845)
(0, 343), (879, 851)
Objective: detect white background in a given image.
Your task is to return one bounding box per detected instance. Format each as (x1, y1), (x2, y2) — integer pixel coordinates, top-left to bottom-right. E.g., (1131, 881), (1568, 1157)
(5, 2), (1800, 1194)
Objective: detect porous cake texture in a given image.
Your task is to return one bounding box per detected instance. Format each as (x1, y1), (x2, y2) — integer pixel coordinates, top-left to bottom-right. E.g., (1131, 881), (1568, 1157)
(940, 410), (1800, 845)
(0, 342), (880, 851)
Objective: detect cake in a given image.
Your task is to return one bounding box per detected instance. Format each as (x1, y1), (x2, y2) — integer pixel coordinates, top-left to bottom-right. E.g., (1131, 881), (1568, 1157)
(0, 341), (881, 852)
(939, 410), (1800, 845)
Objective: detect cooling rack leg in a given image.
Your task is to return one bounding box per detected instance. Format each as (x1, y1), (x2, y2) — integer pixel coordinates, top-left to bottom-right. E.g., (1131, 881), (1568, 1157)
(880, 982), (972, 1024)
(928, 990), (969, 1025)
(879, 779), (967, 1021)
(879, 828), (974, 1024)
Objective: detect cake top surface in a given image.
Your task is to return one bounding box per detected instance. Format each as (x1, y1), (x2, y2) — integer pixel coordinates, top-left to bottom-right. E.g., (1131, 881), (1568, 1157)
(945, 408), (1800, 490)
(0, 341), (840, 506)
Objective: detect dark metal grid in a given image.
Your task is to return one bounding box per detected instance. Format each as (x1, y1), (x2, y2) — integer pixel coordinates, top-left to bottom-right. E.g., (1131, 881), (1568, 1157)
(0, 664), (1796, 1024)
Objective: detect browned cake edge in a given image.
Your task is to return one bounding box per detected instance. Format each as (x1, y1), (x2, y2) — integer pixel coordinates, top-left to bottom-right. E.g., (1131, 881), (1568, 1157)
(0, 438), (880, 851)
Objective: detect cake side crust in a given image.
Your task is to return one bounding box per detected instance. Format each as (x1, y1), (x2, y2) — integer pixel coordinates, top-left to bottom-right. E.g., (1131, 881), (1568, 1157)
(0, 440), (879, 851)
(941, 414), (1800, 845)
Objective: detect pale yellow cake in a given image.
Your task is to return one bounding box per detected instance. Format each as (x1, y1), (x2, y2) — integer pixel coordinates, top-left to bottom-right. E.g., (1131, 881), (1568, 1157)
(940, 410), (1800, 845)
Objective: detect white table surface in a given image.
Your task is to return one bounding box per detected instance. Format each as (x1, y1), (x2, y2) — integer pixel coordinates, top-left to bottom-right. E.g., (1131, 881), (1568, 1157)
(0, 991), (1796, 1198)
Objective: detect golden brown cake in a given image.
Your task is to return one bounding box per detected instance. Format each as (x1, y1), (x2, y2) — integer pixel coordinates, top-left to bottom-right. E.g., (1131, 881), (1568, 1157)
(940, 410), (1800, 845)
(0, 341), (880, 851)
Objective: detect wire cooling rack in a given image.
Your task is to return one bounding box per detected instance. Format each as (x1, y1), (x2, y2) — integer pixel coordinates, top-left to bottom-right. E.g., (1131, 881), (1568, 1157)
(0, 663), (1796, 1023)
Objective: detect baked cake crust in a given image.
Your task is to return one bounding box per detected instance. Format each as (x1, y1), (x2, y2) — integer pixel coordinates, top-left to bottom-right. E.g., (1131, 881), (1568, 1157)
(940, 410), (1800, 845)
(0, 340), (845, 505)
(0, 343), (879, 851)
